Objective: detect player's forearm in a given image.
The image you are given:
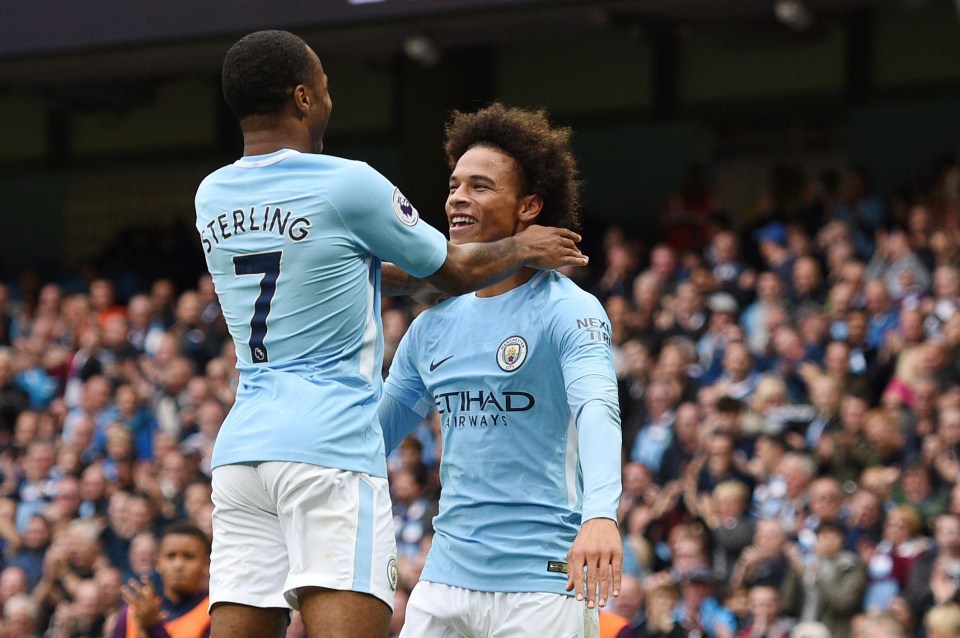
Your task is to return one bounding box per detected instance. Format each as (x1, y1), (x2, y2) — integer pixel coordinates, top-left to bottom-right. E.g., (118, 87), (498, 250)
(426, 237), (527, 296)
(382, 263), (415, 296)
(569, 375), (622, 521)
(378, 392), (426, 454)
(579, 404), (622, 521)
(383, 263), (445, 305)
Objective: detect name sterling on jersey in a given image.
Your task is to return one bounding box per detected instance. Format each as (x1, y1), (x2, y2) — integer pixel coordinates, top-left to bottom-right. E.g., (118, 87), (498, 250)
(200, 206), (312, 253)
(435, 389), (535, 429)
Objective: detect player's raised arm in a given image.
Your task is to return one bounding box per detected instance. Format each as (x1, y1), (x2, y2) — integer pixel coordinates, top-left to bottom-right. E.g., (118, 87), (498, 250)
(427, 225), (586, 296)
(383, 227), (587, 298)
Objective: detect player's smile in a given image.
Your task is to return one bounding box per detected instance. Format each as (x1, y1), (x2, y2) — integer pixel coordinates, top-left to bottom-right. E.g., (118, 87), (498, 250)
(449, 213), (478, 229)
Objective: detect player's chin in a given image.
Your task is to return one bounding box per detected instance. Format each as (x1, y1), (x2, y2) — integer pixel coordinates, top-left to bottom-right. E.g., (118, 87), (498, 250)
(448, 225), (478, 244)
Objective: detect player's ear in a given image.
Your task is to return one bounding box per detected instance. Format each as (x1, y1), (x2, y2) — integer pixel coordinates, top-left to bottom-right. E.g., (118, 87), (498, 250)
(292, 84), (311, 117)
(518, 194), (543, 224)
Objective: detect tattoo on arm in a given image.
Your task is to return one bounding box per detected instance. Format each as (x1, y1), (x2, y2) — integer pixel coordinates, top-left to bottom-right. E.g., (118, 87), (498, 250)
(429, 237), (524, 295)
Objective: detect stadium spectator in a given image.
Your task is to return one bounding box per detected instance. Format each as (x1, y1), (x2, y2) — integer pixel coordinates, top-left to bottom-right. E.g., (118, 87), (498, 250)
(673, 564), (737, 637)
(0, 349), (30, 442)
(599, 573), (642, 638)
(781, 521), (867, 638)
(861, 505), (931, 613)
(615, 573), (685, 638)
(925, 603), (960, 638)
(112, 522), (210, 638)
(3, 593), (41, 638)
(730, 518), (790, 590)
(738, 585), (795, 638)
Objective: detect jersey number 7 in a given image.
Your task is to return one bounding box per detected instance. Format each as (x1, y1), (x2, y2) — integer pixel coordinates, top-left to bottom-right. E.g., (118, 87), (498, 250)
(233, 250), (282, 363)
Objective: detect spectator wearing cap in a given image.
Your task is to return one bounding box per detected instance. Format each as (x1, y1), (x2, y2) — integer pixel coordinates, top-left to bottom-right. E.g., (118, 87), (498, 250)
(755, 222), (795, 295)
(673, 564), (737, 637)
(781, 520), (867, 638)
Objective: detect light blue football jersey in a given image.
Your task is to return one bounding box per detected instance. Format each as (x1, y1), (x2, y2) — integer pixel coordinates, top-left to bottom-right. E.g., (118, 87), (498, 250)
(195, 149), (447, 477)
(382, 270), (621, 594)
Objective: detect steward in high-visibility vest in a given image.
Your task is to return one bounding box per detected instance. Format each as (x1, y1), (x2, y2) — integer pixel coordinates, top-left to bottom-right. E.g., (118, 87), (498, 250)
(111, 522), (211, 638)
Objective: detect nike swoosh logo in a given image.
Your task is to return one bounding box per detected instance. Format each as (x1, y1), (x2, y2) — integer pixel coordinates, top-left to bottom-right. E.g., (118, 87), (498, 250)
(429, 355), (454, 372)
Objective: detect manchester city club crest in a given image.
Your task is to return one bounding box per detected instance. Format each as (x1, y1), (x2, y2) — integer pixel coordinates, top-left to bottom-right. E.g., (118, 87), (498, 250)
(387, 557), (399, 591)
(496, 335), (528, 372)
(392, 188), (419, 226)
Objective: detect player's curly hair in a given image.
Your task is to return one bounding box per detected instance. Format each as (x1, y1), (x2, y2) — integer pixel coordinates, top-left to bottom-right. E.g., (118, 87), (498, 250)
(443, 103), (582, 232)
(222, 30), (316, 119)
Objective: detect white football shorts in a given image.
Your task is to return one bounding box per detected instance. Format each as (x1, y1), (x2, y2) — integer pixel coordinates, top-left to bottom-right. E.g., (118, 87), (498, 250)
(210, 462), (398, 611)
(399, 581), (600, 638)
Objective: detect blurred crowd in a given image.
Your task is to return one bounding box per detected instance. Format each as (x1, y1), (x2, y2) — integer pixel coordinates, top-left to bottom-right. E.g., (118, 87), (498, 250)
(0, 158), (959, 638)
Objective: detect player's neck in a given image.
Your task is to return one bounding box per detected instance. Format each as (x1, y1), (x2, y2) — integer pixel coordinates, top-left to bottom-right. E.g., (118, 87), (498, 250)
(475, 267), (537, 298)
(240, 117), (315, 156)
